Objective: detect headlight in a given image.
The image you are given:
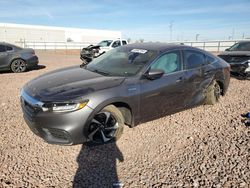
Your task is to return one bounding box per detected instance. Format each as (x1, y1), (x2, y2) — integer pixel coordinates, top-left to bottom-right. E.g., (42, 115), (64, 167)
(43, 101), (88, 112)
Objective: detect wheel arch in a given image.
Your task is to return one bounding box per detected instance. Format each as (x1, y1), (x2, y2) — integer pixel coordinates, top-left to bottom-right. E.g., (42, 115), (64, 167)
(89, 99), (134, 127)
(213, 72), (225, 96)
(111, 102), (134, 127)
(11, 57), (26, 64)
(216, 80), (225, 96)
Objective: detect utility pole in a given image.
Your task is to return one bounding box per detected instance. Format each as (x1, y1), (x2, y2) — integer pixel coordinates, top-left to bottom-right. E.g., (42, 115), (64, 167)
(169, 21), (173, 42)
(231, 28), (235, 40)
(242, 33), (245, 39)
(195, 34), (200, 41)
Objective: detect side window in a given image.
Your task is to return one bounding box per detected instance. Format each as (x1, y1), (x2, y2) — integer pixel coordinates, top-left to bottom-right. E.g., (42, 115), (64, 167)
(240, 43), (250, 51)
(6, 46), (13, 51)
(122, 40), (127, 45)
(184, 50), (205, 69)
(206, 55), (216, 64)
(151, 51), (181, 74)
(0, 45), (6, 52)
(112, 41), (121, 48)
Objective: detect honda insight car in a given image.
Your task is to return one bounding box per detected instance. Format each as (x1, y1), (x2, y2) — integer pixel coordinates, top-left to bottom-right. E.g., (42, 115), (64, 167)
(20, 43), (230, 145)
(0, 42), (38, 73)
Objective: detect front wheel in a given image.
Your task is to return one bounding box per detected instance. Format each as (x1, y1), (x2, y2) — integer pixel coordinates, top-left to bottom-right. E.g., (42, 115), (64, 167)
(204, 80), (221, 105)
(86, 105), (124, 145)
(11, 59), (27, 73)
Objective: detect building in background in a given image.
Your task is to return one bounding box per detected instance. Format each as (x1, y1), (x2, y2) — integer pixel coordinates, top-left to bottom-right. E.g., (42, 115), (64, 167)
(0, 23), (121, 48)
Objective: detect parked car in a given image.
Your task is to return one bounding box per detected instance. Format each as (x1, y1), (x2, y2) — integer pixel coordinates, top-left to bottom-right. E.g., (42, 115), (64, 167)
(80, 39), (128, 63)
(218, 41), (250, 78)
(21, 43), (230, 145)
(0, 42), (38, 73)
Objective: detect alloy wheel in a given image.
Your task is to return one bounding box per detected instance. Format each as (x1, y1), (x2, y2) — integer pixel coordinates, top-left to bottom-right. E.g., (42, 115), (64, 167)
(88, 111), (119, 144)
(12, 59), (26, 72)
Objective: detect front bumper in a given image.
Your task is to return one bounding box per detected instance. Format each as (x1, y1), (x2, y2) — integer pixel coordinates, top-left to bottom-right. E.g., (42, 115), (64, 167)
(230, 61), (250, 77)
(20, 90), (94, 145)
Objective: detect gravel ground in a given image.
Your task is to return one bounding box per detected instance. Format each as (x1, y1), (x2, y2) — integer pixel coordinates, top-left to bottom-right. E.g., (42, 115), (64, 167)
(0, 51), (249, 188)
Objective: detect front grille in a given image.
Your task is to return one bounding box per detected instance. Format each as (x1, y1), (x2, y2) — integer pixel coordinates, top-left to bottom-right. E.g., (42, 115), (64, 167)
(21, 97), (42, 121)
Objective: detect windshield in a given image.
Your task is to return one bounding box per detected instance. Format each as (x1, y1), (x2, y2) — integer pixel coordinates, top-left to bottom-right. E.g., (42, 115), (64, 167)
(228, 42), (250, 51)
(84, 46), (158, 77)
(98, 40), (113, 47)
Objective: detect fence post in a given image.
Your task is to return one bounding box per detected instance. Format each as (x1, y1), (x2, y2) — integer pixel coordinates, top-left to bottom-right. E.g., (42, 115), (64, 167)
(217, 41), (220, 53)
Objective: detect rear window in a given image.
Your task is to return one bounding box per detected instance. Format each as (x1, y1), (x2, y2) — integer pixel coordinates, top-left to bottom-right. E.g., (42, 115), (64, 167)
(122, 40), (127, 45)
(6, 46), (13, 51)
(184, 50), (205, 69)
(112, 40), (121, 48)
(206, 55), (216, 64)
(0, 45), (6, 52)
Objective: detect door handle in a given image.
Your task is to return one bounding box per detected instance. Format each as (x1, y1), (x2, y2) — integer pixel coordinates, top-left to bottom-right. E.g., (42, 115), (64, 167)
(204, 71), (211, 76)
(176, 77), (183, 83)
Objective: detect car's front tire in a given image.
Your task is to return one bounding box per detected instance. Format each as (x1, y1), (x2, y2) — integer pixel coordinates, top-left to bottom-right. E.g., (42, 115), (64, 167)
(86, 105), (124, 145)
(205, 80), (221, 105)
(11, 59), (27, 73)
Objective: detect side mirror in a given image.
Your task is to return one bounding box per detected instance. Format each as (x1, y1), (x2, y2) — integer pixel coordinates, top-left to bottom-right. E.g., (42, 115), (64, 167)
(145, 69), (164, 80)
(225, 48), (229, 51)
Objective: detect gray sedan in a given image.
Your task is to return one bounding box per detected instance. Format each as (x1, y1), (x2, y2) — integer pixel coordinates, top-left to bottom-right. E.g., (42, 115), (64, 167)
(21, 43), (230, 146)
(0, 42), (38, 73)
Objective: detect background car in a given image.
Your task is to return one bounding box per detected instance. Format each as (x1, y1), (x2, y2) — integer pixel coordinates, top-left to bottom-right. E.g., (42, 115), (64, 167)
(98, 39), (128, 53)
(218, 41), (250, 78)
(80, 39), (128, 63)
(0, 42), (38, 73)
(21, 43), (230, 146)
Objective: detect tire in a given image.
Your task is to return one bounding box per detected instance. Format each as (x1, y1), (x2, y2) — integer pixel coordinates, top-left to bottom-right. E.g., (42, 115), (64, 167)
(204, 80), (221, 105)
(86, 105), (124, 145)
(11, 59), (27, 73)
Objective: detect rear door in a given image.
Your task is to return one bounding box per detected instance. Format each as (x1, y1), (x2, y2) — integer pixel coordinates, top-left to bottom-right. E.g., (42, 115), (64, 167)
(0, 45), (10, 69)
(182, 49), (213, 107)
(139, 50), (189, 122)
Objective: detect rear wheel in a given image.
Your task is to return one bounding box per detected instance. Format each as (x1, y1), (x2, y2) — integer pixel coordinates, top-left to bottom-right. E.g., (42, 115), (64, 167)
(86, 105), (124, 145)
(204, 80), (221, 105)
(11, 59), (27, 73)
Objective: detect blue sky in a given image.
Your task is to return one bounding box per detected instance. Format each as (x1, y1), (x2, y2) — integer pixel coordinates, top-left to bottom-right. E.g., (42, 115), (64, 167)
(0, 0), (250, 41)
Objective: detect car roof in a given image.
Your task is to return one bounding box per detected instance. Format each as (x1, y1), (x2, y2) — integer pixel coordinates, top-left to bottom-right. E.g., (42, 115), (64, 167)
(123, 42), (193, 52)
(0, 42), (22, 49)
(237, 40), (250, 44)
(0, 42), (13, 46)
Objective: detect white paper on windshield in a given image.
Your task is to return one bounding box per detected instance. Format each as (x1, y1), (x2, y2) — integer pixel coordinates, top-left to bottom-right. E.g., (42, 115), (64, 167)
(131, 49), (148, 54)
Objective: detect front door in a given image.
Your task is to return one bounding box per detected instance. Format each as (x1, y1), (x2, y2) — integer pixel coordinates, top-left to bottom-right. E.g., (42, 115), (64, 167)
(139, 50), (188, 122)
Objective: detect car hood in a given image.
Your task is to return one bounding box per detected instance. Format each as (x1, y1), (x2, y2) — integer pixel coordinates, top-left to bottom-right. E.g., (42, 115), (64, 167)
(219, 51), (250, 56)
(23, 66), (125, 102)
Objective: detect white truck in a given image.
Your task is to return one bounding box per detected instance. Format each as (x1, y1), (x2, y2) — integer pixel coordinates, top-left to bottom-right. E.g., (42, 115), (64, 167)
(97, 39), (128, 53)
(80, 39), (128, 63)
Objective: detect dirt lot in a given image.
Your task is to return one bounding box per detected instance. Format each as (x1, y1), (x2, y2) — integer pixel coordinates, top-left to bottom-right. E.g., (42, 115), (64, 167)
(0, 51), (249, 187)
